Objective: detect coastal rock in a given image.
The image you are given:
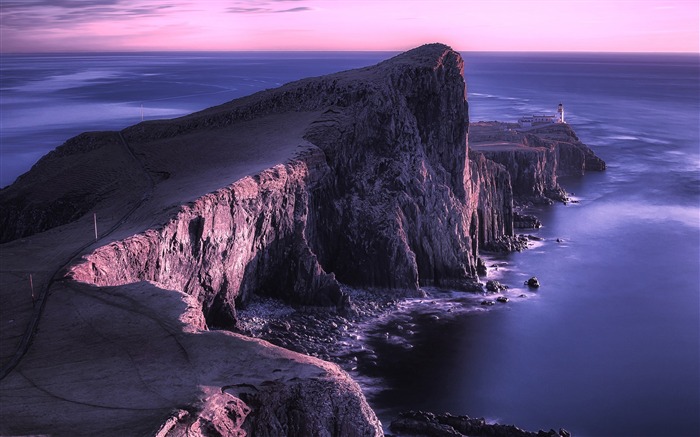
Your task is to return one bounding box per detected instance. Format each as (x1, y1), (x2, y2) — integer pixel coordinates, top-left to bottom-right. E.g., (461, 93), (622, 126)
(526, 276), (541, 288)
(70, 154), (345, 328)
(242, 374), (380, 437)
(390, 410), (571, 437)
(69, 43), (498, 326)
(482, 234), (531, 252)
(0, 44), (605, 435)
(2, 43), (502, 437)
(514, 211), (542, 229)
(476, 257), (488, 276)
(469, 151), (515, 255)
(485, 280), (508, 292)
(470, 122), (605, 205)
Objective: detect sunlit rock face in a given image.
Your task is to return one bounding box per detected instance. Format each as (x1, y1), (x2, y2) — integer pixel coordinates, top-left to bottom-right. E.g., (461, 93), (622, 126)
(1, 44), (607, 436)
(69, 43), (509, 328)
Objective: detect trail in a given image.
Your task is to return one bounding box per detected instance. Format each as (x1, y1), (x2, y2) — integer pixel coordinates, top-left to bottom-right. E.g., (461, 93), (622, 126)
(0, 131), (155, 380)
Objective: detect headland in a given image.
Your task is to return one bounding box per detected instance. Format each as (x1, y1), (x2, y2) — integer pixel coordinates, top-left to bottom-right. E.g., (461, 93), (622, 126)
(0, 44), (604, 436)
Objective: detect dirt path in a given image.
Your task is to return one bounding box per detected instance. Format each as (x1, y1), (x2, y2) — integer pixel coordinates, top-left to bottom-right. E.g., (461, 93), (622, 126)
(0, 132), (155, 380)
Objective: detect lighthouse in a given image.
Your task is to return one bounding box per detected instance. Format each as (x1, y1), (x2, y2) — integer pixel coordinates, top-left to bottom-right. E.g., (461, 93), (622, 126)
(557, 103), (565, 123)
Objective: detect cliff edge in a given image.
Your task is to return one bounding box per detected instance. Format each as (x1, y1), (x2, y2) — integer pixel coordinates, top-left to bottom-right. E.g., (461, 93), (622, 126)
(470, 121), (605, 205)
(0, 44), (604, 436)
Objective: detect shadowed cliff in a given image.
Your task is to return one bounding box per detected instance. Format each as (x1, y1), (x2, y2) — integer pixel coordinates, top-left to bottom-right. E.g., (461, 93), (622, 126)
(0, 43), (605, 436)
(470, 121), (605, 205)
(61, 43), (504, 328)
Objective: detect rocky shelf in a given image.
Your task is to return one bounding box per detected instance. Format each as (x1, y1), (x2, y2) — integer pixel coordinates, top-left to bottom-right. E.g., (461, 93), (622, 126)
(0, 43), (603, 436)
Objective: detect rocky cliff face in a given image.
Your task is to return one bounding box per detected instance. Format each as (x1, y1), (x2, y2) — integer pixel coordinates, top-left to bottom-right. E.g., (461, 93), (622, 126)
(69, 43), (495, 327)
(0, 44), (607, 436)
(468, 151), (514, 252)
(71, 150), (344, 328)
(470, 122), (605, 204)
(302, 45), (476, 291)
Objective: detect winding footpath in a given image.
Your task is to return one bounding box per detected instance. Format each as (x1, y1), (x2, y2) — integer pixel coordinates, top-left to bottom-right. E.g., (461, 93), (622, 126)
(0, 131), (154, 380)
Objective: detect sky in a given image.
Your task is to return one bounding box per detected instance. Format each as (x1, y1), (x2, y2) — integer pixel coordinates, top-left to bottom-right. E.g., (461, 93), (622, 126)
(0, 0), (698, 53)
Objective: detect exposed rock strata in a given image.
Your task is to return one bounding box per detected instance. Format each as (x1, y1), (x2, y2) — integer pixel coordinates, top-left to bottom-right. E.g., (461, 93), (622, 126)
(71, 149), (344, 328)
(470, 121), (605, 205)
(70, 43), (494, 325)
(0, 43), (607, 436)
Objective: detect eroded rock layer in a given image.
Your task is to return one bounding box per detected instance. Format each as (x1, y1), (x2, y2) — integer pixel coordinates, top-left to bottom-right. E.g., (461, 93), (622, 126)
(69, 43), (494, 324)
(470, 121), (605, 204)
(1, 44), (606, 436)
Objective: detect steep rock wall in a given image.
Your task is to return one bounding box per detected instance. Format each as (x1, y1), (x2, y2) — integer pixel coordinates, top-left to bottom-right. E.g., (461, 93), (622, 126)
(71, 44), (502, 315)
(71, 149), (342, 328)
(476, 145), (564, 204)
(471, 123), (605, 204)
(468, 151), (514, 252)
(303, 44), (478, 291)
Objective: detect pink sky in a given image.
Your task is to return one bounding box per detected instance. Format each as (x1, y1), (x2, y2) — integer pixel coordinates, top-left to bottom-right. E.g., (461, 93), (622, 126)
(1, 0), (698, 53)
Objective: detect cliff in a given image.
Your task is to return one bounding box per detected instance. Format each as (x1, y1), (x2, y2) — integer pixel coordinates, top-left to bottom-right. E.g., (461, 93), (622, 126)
(0, 131), (150, 242)
(470, 121), (605, 205)
(67, 42), (491, 327)
(0, 44), (605, 436)
(1, 43), (493, 437)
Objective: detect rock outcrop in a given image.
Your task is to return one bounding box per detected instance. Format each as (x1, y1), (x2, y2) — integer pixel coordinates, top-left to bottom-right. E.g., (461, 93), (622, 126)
(68, 43), (495, 329)
(3, 43), (493, 437)
(0, 43), (606, 436)
(70, 150), (344, 329)
(470, 121), (605, 205)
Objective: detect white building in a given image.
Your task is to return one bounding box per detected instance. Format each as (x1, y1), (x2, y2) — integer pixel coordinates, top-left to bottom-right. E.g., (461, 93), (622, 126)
(519, 104), (565, 127)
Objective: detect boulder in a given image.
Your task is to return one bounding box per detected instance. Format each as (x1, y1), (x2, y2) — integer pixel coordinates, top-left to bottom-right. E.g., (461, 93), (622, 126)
(526, 276), (540, 288)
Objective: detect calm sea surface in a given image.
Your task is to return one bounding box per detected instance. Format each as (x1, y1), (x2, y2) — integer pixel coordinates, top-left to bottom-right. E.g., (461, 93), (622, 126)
(1, 52), (698, 436)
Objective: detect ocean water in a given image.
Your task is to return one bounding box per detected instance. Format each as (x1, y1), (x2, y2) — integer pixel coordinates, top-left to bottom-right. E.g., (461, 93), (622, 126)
(0, 52), (389, 188)
(364, 52), (700, 437)
(1, 52), (698, 436)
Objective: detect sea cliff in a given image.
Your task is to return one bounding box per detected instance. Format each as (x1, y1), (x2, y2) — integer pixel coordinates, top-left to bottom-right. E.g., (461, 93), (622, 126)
(0, 44), (604, 436)
(470, 121), (605, 205)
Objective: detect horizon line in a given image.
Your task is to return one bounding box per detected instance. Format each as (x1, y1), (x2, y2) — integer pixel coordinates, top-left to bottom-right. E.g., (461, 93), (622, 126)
(2, 48), (699, 55)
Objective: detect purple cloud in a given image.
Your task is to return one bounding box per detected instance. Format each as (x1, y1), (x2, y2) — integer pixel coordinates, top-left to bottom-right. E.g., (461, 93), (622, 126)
(0, 0), (178, 29)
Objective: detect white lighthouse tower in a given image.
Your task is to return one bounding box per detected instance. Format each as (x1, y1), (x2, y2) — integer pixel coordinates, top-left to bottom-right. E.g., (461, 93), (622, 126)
(557, 103), (565, 123)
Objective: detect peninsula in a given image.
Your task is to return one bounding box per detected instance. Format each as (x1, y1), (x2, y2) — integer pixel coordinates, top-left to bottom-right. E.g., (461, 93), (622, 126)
(0, 44), (604, 436)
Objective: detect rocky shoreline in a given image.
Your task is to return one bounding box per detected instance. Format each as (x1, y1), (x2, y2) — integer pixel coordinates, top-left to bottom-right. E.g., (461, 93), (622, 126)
(232, 232), (550, 370)
(389, 411), (571, 437)
(0, 44), (604, 436)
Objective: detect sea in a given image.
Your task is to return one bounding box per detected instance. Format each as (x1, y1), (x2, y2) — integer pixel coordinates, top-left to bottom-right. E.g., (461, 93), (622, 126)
(1, 51), (698, 436)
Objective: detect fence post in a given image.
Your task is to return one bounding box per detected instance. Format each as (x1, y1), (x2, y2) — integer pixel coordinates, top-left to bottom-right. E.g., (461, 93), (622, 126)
(30, 273), (35, 306)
